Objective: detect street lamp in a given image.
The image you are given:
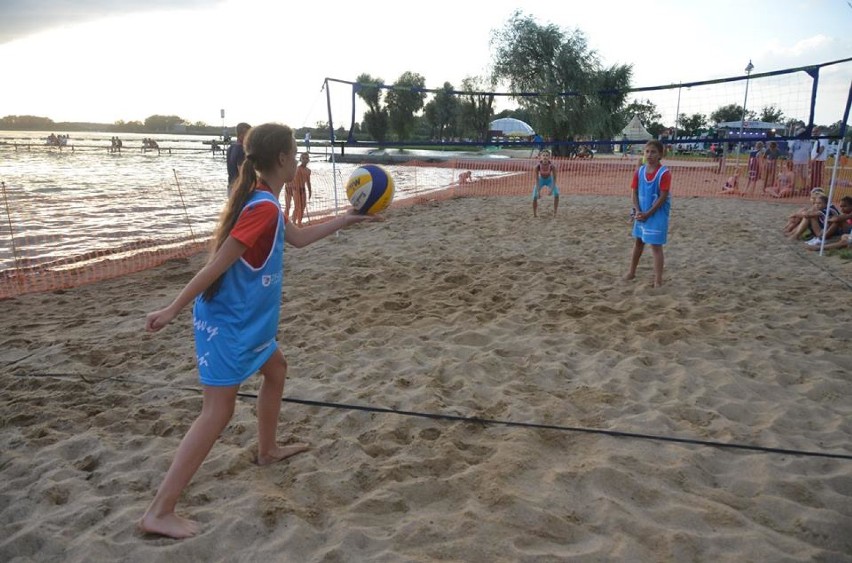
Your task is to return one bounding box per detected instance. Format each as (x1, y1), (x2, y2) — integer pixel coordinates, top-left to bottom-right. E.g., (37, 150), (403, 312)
(736, 60), (754, 164)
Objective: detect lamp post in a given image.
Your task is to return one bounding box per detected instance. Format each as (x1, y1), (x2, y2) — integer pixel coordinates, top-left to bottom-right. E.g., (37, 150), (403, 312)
(736, 60), (754, 165)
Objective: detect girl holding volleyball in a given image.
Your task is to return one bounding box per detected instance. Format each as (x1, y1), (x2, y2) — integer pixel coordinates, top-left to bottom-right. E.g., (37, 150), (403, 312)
(140, 123), (378, 539)
(624, 140), (671, 288)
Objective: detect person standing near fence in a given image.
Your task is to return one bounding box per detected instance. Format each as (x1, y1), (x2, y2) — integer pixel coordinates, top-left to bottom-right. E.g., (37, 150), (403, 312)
(790, 128), (812, 195)
(624, 140), (671, 288)
(139, 123), (381, 539)
(226, 122), (251, 191)
(291, 152), (312, 225)
(810, 126), (828, 190)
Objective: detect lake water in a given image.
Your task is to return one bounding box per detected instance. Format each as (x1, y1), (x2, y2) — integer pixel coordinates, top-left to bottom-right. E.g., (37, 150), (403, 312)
(0, 131), (510, 272)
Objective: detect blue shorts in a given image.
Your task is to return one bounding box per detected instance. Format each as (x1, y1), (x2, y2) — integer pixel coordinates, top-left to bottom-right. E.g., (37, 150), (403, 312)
(533, 176), (559, 200)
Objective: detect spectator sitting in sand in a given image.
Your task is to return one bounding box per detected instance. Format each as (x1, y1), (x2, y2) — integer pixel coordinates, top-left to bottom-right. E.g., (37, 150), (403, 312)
(720, 169), (741, 195)
(782, 188), (824, 236)
(767, 159), (795, 198)
(788, 193), (840, 244)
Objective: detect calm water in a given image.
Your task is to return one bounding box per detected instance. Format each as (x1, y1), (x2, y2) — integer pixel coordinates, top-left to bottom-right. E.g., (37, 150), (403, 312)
(0, 131), (507, 271)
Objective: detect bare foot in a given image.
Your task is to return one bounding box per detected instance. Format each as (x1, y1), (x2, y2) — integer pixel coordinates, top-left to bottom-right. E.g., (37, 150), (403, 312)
(622, 273), (635, 282)
(257, 443), (310, 466)
(138, 512), (200, 539)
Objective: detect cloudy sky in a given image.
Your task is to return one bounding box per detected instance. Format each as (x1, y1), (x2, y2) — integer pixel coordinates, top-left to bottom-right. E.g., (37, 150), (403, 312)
(0, 0), (850, 129)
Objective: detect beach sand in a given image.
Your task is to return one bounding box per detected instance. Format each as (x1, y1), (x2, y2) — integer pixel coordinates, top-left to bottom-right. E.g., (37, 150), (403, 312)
(1, 195), (851, 562)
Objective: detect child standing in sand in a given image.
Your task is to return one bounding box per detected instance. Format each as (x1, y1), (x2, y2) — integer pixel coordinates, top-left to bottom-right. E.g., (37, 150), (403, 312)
(532, 149), (559, 217)
(744, 141), (765, 195)
(624, 140), (671, 288)
(140, 123), (379, 539)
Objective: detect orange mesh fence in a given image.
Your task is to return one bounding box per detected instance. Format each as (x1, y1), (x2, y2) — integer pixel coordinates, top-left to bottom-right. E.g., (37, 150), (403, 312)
(3, 154), (850, 300)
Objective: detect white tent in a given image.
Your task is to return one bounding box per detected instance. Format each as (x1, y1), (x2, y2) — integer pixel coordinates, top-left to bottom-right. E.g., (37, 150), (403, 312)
(619, 115), (653, 141)
(489, 117), (535, 137)
(618, 115), (653, 154)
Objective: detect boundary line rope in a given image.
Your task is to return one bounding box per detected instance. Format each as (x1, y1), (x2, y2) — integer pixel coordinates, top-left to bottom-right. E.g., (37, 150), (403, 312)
(12, 372), (852, 462)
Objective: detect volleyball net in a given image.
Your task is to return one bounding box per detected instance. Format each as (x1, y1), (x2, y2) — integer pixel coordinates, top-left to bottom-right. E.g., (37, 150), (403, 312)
(324, 58), (851, 154)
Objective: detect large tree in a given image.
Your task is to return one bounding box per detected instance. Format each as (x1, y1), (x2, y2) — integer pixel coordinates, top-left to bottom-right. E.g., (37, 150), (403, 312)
(491, 10), (632, 155)
(422, 82), (460, 141)
(458, 75), (496, 141)
(355, 73), (389, 144)
(143, 115), (185, 132)
(385, 71), (427, 142)
(710, 104), (757, 124)
(677, 113), (708, 137)
(758, 104), (784, 124)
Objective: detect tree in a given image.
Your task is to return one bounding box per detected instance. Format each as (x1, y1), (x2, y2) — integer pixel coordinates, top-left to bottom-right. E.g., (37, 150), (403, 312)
(758, 104), (784, 124)
(677, 113), (708, 137)
(458, 75), (496, 141)
(710, 104), (756, 124)
(385, 71), (427, 142)
(355, 73), (389, 144)
(491, 11), (633, 155)
(144, 115), (186, 132)
(0, 115), (55, 129)
(422, 82), (460, 141)
(589, 64), (633, 140)
(622, 99), (662, 131)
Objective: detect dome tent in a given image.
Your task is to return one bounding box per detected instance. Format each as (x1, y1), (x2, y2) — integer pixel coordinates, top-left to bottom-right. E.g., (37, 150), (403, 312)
(489, 117), (535, 137)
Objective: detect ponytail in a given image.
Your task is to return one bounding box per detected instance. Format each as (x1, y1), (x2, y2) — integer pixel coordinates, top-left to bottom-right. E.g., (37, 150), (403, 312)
(202, 123), (294, 301)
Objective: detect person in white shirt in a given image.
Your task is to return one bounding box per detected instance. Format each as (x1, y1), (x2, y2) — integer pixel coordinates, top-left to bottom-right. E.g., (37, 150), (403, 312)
(790, 127), (812, 194)
(810, 126), (829, 189)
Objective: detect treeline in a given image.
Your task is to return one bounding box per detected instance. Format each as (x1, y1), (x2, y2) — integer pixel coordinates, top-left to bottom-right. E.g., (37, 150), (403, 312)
(0, 114), (219, 135)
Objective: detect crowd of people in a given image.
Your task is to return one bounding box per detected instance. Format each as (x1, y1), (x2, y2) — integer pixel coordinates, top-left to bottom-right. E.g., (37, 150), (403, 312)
(712, 127), (850, 250)
(719, 126), (833, 198)
(45, 133), (69, 148)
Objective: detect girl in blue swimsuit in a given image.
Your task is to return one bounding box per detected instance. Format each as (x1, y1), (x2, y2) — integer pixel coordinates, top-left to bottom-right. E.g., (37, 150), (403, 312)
(140, 123), (380, 539)
(624, 140), (671, 288)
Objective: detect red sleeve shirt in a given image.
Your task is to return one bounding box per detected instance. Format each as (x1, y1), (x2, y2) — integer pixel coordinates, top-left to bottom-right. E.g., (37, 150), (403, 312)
(631, 168), (672, 191)
(230, 190), (286, 268)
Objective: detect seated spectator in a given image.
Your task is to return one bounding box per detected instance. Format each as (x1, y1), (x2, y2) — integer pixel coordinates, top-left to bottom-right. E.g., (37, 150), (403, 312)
(788, 193), (840, 243)
(767, 159), (795, 198)
(720, 169), (741, 194)
(824, 195), (852, 236)
(782, 188), (824, 236)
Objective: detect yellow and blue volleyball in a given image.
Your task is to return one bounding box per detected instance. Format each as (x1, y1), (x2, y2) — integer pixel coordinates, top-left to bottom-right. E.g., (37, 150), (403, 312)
(345, 164), (395, 215)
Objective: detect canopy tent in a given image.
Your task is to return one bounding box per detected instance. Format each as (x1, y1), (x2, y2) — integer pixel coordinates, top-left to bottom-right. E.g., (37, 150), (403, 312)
(619, 115), (653, 141)
(618, 115), (653, 154)
(489, 117), (535, 137)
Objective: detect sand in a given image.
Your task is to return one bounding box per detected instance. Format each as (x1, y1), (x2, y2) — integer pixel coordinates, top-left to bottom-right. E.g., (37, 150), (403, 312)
(1, 195), (851, 562)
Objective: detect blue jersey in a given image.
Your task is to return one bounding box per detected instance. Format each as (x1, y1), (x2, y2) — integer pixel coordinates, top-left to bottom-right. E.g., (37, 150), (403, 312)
(631, 165), (671, 245)
(193, 190), (284, 386)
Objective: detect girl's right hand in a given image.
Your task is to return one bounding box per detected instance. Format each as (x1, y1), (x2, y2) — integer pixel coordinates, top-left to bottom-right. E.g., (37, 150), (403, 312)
(146, 307), (177, 332)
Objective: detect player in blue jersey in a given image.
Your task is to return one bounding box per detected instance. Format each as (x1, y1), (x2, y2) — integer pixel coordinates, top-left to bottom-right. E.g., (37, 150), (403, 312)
(140, 123), (380, 539)
(624, 140), (672, 288)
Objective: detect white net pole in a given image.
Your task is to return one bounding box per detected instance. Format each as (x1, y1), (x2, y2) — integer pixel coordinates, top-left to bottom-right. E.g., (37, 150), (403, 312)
(818, 140), (843, 256)
(324, 79), (341, 221)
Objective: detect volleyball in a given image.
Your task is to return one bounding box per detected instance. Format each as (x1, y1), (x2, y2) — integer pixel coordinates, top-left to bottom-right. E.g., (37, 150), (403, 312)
(345, 164), (395, 215)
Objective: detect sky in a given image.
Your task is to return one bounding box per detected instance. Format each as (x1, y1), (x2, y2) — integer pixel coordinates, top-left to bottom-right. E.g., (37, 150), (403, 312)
(0, 0), (850, 131)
